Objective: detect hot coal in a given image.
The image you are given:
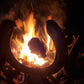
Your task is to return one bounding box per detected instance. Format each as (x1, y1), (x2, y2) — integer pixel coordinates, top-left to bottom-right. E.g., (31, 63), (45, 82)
(28, 38), (46, 58)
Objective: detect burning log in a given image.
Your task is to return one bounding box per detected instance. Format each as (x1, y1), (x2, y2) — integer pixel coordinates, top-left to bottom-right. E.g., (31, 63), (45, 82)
(28, 38), (46, 58)
(46, 20), (68, 74)
(0, 19), (16, 67)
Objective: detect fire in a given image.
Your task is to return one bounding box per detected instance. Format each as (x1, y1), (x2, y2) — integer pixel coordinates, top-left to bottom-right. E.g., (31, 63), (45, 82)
(11, 12), (56, 68)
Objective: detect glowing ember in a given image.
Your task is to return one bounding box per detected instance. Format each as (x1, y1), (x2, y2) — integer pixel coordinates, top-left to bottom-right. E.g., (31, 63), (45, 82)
(10, 12), (56, 68)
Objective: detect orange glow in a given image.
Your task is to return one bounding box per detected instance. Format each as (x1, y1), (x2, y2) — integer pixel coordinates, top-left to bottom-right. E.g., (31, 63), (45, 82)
(11, 12), (56, 68)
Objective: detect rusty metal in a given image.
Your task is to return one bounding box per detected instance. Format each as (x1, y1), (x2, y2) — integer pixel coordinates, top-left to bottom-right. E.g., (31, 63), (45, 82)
(0, 19), (68, 76)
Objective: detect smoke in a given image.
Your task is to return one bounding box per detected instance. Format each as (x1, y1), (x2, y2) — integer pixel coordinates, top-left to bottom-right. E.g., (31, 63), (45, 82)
(32, 0), (67, 29)
(1, 0), (67, 29)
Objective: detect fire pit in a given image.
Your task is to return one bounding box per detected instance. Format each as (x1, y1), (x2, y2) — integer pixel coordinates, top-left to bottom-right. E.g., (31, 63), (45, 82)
(0, 12), (68, 76)
(10, 13), (56, 69)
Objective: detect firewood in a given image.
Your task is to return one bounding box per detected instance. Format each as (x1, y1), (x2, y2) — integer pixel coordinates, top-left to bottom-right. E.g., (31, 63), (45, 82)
(28, 38), (46, 58)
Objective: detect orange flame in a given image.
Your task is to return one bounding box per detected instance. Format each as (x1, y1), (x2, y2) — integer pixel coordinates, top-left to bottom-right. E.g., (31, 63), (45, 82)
(11, 12), (56, 68)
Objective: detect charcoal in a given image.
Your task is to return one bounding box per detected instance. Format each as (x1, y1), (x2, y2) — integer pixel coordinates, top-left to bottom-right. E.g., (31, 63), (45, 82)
(28, 38), (46, 58)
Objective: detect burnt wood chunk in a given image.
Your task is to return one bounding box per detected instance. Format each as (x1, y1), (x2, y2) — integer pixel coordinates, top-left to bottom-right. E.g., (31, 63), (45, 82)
(0, 19), (16, 67)
(28, 38), (46, 58)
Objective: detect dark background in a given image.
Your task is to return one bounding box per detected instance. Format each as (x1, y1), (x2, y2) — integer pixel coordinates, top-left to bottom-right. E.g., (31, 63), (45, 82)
(0, 0), (80, 34)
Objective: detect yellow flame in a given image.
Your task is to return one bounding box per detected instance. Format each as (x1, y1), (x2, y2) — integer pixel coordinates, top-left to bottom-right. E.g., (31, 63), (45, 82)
(11, 12), (56, 67)
(19, 13), (47, 66)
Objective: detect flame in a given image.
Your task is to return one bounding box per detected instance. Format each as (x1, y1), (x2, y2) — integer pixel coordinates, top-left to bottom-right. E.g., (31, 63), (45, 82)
(11, 12), (56, 68)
